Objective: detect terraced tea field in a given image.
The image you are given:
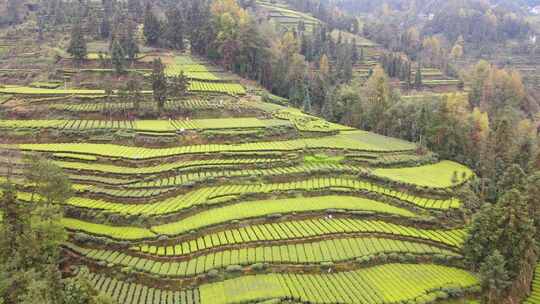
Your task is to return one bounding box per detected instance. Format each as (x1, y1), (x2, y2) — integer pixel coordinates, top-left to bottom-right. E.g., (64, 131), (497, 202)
(524, 263), (540, 304)
(255, 0), (321, 32)
(0, 49), (480, 303)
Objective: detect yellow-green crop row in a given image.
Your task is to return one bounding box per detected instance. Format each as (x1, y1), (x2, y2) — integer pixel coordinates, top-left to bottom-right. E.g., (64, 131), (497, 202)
(188, 81), (246, 95)
(372, 161), (474, 188)
(200, 263), (478, 304)
(0, 118), (290, 132)
(79, 176), (460, 211)
(77, 264), (477, 304)
(13, 177), (459, 217)
(61, 218), (156, 240)
(524, 263), (540, 304)
(133, 218), (466, 254)
(274, 108), (354, 133)
(10, 176), (461, 219)
(14, 131), (416, 159)
(54, 157), (284, 175)
(76, 268), (199, 304)
(66, 237), (458, 278)
(150, 195), (416, 236)
(0, 83), (244, 95)
(0, 85), (106, 95)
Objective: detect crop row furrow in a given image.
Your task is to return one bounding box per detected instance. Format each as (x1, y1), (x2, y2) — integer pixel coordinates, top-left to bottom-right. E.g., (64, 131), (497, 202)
(67, 237), (459, 278)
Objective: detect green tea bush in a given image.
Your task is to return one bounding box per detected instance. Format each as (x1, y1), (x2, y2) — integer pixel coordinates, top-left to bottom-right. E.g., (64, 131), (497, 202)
(250, 263), (266, 271)
(225, 265), (243, 273)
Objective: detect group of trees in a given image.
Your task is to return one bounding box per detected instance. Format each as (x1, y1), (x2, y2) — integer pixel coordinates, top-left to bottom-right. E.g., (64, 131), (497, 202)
(64, 0), (365, 115)
(277, 0), (360, 33)
(138, 0), (361, 113)
(109, 18), (140, 74)
(150, 58), (189, 111)
(0, 157), (114, 304)
(141, 2), (189, 50)
(317, 59), (538, 302)
(5, 0), (540, 303)
(323, 59), (536, 196)
(65, 0), (140, 72)
(464, 167), (539, 303)
(67, 20), (88, 65)
(424, 1), (532, 45)
(380, 52), (426, 89)
(356, 0), (537, 76)
(0, 0), (21, 26)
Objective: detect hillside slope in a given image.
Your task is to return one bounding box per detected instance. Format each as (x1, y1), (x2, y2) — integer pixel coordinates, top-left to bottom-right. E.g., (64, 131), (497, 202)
(0, 47), (481, 303)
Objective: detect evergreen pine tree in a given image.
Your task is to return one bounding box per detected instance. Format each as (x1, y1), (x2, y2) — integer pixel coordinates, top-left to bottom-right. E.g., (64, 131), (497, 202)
(406, 62), (412, 89)
(303, 85), (312, 113)
(165, 7), (185, 50)
(126, 78), (142, 111)
(321, 90), (334, 122)
(128, 0), (143, 19)
(151, 58), (167, 111)
(451, 171), (459, 185)
(463, 204), (499, 271)
(480, 250), (511, 304)
(414, 62), (422, 89)
(351, 39), (359, 63)
(288, 84), (304, 107)
(169, 72), (190, 98)
(100, 17), (111, 39)
(67, 20), (87, 65)
(7, 0), (20, 25)
(86, 11), (100, 39)
(111, 40), (126, 75)
(121, 20), (140, 63)
(297, 20), (306, 33)
(143, 3), (161, 46)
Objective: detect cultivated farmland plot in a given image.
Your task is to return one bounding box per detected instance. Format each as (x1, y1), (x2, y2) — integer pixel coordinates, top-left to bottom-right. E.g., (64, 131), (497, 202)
(0, 49), (481, 304)
(0, 118), (291, 134)
(0, 81), (246, 96)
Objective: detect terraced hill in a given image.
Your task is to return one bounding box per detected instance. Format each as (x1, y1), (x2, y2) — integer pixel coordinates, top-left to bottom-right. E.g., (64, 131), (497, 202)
(0, 48), (482, 303)
(255, 0), (321, 32)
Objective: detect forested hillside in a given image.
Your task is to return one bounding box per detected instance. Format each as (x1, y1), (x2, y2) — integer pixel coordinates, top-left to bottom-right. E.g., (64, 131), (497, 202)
(0, 0), (539, 304)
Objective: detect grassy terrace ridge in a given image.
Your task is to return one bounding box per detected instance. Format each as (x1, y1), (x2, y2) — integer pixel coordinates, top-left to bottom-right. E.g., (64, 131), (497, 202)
(0, 81), (246, 95)
(67, 216), (465, 245)
(372, 161), (475, 188)
(56, 177), (460, 215)
(11, 176), (460, 216)
(0, 118), (291, 132)
(53, 158), (285, 175)
(121, 163), (365, 189)
(12, 131), (417, 158)
(78, 264), (478, 304)
(133, 219), (465, 255)
(0, 111), (350, 134)
(146, 218), (465, 251)
(78, 269), (201, 304)
(274, 108), (355, 132)
(47, 98), (253, 113)
(199, 263), (479, 304)
(65, 238), (459, 278)
(0, 30), (481, 303)
(61, 218), (156, 240)
(0, 86), (108, 95)
(53, 153), (98, 161)
(524, 263), (540, 304)
(149, 195), (417, 236)
(256, 0), (321, 27)
(120, 160), (473, 189)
